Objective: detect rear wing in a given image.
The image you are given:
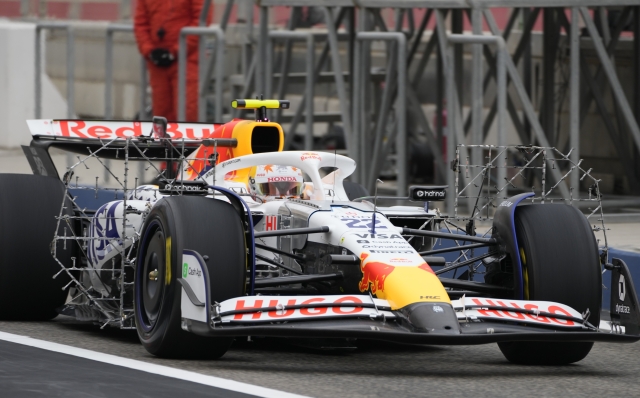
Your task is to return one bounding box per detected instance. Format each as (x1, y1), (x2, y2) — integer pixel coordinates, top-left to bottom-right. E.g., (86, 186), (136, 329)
(27, 119), (222, 140)
(24, 119), (223, 178)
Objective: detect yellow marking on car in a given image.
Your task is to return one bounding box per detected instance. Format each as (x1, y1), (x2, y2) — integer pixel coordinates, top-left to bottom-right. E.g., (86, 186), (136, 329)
(231, 99), (289, 109)
(520, 247), (529, 299)
(221, 121), (284, 185)
(375, 267), (450, 310)
(165, 237), (172, 285)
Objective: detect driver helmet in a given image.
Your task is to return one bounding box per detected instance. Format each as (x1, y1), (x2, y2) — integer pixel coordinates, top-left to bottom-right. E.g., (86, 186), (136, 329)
(248, 165), (304, 201)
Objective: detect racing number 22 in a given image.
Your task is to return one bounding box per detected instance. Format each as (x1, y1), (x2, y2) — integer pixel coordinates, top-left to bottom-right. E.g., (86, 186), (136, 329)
(341, 218), (387, 229)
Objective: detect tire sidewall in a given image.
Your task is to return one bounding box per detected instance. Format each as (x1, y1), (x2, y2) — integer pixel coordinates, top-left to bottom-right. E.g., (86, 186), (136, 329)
(515, 204), (601, 323)
(499, 204), (601, 365)
(134, 200), (182, 355)
(134, 196), (244, 358)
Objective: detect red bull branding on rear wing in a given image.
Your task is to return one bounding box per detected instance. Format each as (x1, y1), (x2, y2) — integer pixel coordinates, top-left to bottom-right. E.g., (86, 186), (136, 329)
(27, 120), (223, 140)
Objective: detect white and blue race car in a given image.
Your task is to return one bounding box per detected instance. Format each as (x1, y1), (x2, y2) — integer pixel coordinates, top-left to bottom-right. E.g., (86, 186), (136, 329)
(4, 99), (638, 365)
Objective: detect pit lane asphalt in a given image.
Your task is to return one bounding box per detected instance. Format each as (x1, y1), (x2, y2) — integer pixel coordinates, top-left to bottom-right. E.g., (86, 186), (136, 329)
(0, 316), (638, 397)
(0, 338), (256, 398)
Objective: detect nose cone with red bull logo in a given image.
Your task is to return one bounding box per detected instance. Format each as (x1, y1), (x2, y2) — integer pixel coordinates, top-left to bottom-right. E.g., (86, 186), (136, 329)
(355, 250), (449, 310)
(358, 253), (396, 294)
(353, 247), (460, 333)
(316, 206), (451, 311)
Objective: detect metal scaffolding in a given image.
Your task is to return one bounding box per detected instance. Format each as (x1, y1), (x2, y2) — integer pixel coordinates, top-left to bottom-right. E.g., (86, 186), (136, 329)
(34, 1), (639, 213)
(216, 1), (640, 213)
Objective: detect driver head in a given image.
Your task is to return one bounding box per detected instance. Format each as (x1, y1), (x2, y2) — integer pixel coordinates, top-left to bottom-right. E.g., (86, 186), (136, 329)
(248, 165), (304, 202)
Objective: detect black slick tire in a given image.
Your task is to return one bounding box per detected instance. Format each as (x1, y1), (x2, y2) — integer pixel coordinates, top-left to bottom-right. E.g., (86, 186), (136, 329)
(0, 174), (73, 320)
(134, 196), (246, 359)
(498, 204), (601, 365)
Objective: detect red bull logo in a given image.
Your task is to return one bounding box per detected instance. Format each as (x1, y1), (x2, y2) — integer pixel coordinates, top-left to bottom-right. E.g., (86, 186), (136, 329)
(358, 253), (396, 294)
(358, 253), (437, 295)
(57, 120), (222, 139)
(300, 152), (321, 161)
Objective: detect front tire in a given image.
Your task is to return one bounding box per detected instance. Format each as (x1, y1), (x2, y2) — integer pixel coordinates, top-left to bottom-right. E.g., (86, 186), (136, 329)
(135, 196), (246, 358)
(498, 204), (601, 365)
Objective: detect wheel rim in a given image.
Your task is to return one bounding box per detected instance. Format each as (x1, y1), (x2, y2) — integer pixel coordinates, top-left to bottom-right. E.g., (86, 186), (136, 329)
(142, 230), (166, 326)
(136, 220), (169, 332)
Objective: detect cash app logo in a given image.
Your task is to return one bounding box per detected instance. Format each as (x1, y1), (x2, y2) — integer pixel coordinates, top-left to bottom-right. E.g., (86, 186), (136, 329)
(183, 263), (188, 278)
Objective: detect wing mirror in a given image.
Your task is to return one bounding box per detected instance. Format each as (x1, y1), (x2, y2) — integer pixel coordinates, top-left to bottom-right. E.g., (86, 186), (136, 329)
(152, 116), (168, 139)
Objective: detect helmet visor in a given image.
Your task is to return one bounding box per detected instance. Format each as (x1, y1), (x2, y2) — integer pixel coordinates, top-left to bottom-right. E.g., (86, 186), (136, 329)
(257, 181), (303, 197)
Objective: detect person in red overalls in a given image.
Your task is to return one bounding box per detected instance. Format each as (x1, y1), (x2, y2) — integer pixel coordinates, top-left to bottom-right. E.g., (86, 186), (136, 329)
(134, 0), (211, 121)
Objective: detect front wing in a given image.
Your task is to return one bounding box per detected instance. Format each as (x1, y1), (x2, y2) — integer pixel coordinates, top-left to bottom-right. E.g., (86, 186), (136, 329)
(179, 251), (640, 345)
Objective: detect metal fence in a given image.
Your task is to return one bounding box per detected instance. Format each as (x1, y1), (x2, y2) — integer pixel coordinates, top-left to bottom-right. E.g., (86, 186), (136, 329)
(177, 26), (225, 122)
(35, 22), (75, 119)
(35, 21), (147, 121)
(105, 24), (147, 120)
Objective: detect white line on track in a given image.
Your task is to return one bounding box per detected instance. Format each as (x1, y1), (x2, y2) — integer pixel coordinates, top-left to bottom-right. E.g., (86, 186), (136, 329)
(0, 331), (310, 398)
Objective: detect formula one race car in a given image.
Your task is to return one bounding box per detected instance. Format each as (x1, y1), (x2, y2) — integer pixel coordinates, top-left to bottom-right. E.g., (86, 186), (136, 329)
(3, 99), (639, 365)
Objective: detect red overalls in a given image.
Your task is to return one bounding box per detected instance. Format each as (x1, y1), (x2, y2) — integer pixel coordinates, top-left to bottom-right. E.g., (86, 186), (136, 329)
(134, 0), (211, 121)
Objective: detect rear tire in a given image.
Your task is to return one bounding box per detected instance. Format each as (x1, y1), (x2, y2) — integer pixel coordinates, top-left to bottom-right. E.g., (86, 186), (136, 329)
(498, 204), (601, 365)
(0, 174), (73, 320)
(134, 196), (246, 358)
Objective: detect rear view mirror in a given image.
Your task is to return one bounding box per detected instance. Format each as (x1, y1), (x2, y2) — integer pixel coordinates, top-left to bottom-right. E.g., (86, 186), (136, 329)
(152, 116), (168, 138)
(408, 185), (447, 201)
